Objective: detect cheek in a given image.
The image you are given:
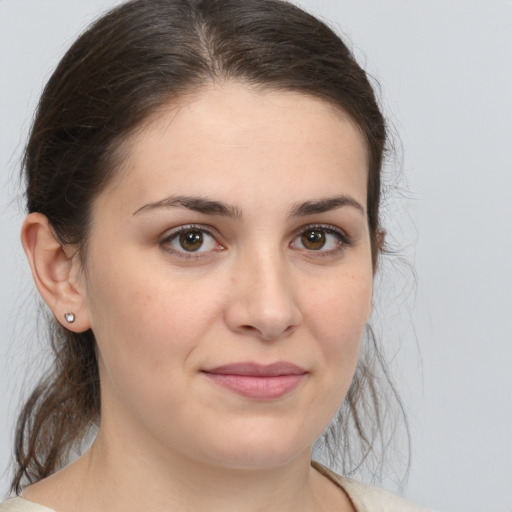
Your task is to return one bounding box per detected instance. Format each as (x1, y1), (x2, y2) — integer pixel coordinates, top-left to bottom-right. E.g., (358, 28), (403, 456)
(84, 253), (215, 388)
(308, 268), (372, 344)
(306, 268), (372, 390)
(86, 272), (213, 432)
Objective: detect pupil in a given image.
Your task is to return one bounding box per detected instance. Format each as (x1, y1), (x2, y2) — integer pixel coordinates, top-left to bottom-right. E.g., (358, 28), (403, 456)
(302, 230), (325, 250)
(180, 230), (203, 251)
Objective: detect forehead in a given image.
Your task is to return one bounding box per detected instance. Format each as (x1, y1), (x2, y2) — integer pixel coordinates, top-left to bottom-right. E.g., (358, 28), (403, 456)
(99, 83), (369, 213)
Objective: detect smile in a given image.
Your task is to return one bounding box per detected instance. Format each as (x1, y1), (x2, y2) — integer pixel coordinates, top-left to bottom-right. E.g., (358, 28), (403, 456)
(202, 362), (307, 400)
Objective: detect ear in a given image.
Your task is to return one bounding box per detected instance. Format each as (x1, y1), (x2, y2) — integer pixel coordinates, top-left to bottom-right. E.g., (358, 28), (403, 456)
(377, 229), (386, 252)
(371, 229), (386, 275)
(21, 212), (91, 333)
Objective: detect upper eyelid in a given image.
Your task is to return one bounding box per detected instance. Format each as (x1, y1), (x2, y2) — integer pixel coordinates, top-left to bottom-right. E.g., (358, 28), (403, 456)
(159, 222), (348, 235)
(158, 224), (221, 251)
(291, 223), (350, 240)
(159, 223), (219, 241)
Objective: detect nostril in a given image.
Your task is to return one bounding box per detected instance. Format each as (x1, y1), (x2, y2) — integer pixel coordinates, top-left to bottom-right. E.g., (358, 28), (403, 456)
(239, 323), (296, 341)
(283, 325), (295, 335)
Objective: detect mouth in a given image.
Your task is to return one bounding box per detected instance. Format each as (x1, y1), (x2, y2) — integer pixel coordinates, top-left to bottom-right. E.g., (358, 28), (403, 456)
(202, 362), (307, 400)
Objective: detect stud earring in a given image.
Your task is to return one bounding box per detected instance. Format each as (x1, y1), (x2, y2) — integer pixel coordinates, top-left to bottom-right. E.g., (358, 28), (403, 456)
(64, 312), (76, 324)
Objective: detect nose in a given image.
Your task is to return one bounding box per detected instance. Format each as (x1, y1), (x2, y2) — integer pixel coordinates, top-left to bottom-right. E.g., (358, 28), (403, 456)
(224, 251), (303, 341)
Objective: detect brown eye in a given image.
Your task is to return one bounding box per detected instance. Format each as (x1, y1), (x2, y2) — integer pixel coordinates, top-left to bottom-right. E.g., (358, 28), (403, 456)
(301, 230), (326, 250)
(291, 226), (348, 254)
(179, 230), (203, 251)
(164, 227), (219, 255)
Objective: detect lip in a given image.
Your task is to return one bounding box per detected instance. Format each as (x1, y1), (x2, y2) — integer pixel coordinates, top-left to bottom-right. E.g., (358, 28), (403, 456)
(202, 362), (307, 400)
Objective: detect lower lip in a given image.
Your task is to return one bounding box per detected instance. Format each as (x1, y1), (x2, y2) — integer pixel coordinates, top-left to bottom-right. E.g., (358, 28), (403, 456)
(204, 373), (305, 399)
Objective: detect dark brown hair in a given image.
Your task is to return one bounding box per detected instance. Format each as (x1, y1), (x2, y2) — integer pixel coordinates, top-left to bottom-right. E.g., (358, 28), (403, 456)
(12, 0), (406, 494)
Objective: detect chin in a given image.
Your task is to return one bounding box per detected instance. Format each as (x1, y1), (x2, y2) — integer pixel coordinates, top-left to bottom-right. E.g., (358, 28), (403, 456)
(184, 418), (317, 471)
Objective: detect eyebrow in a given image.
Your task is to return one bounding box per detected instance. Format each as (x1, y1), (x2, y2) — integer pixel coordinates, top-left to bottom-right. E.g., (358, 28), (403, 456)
(133, 194), (364, 218)
(289, 195), (365, 217)
(133, 195), (242, 218)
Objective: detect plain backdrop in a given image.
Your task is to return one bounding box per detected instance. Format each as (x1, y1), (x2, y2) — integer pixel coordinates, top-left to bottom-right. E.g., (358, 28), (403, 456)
(1, 1), (511, 511)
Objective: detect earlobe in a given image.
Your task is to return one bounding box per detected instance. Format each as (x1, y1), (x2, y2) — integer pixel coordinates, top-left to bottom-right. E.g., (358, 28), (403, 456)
(20, 212), (91, 333)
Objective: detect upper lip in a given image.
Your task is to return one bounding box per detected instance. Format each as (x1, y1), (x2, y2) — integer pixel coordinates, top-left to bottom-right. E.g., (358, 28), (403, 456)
(203, 362), (306, 377)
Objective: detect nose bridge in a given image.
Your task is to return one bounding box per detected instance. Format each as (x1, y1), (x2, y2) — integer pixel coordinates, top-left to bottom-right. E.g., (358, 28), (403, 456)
(229, 242), (302, 340)
(250, 247), (289, 304)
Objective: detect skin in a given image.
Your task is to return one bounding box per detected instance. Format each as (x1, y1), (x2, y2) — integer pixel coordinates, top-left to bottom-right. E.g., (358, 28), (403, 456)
(21, 83), (373, 512)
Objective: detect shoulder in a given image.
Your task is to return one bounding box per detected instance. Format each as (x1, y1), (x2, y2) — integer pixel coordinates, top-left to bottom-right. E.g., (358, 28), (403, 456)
(312, 462), (431, 512)
(338, 478), (430, 512)
(0, 498), (55, 512)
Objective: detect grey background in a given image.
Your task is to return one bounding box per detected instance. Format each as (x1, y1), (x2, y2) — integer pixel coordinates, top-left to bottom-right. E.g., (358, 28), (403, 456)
(1, 1), (511, 510)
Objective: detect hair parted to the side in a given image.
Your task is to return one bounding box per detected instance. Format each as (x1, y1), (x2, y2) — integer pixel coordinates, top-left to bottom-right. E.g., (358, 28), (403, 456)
(12, 0), (408, 494)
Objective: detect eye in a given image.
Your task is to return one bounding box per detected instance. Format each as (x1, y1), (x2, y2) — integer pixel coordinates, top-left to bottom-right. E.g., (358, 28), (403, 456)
(161, 226), (221, 256)
(291, 226), (350, 254)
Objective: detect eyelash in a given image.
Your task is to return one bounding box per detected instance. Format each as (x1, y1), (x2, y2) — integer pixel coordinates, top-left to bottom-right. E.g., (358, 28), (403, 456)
(159, 224), (223, 260)
(290, 224), (353, 257)
(158, 223), (353, 260)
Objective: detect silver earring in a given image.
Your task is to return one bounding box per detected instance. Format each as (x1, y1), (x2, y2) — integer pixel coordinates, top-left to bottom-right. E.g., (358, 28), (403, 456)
(64, 312), (76, 324)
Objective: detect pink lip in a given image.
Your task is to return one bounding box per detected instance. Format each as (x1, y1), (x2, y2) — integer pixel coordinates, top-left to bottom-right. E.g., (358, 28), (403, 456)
(202, 362), (307, 400)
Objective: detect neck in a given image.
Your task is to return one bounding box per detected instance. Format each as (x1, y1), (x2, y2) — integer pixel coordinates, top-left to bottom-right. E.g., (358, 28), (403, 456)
(74, 428), (322, 512)
(22, 410), (353, 512)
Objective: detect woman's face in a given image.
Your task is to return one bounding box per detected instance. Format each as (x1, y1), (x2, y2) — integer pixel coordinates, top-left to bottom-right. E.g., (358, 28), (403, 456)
(80, 83), (373, 470)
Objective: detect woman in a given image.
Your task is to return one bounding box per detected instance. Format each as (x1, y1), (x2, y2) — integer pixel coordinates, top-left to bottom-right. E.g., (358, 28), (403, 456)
(1, 0), (428, 510)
